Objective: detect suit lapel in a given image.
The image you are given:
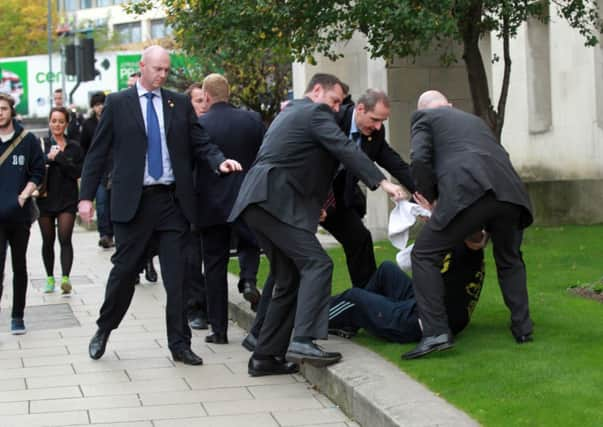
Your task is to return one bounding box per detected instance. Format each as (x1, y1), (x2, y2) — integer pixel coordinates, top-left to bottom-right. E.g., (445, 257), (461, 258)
(125, 87), (146, 136)
(161, 88), (173, 137)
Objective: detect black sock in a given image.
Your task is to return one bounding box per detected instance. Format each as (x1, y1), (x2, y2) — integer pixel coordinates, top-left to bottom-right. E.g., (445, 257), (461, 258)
(293, 336), (313, 344)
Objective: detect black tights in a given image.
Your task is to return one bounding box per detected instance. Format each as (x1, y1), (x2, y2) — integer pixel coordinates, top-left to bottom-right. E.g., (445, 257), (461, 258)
(38, 212), (75, 277)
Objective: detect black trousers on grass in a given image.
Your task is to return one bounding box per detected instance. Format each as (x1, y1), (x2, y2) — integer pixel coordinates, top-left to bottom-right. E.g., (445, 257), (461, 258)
(411, 193), (532, 339)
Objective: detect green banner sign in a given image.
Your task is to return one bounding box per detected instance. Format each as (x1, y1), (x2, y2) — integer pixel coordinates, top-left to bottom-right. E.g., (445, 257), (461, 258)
(0, 61), (28, 115)
(117, 53), (187, 91)
(117, 54), (141, 91)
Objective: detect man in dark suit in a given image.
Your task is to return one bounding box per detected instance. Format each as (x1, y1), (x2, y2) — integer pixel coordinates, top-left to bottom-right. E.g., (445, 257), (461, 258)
(196, 73), (264, 344)
(229, 73), (407, 376)
(404, 90), (534, 360)
(242, 89), (415, 348)
(78, 46), (242, 365)
(324, 89), (415, 288)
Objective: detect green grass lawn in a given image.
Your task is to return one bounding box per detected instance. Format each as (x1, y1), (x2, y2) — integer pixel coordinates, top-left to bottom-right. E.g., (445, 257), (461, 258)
(230, 225), (603, 426)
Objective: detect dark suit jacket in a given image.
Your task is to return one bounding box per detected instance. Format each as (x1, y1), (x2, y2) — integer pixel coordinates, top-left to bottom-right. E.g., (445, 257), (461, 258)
(229, 98), (386, 233)
(79, 86), (226, 225)
(333, 101), (414, 215)
(196, 102), (264, 228)
(410, 107), (533, 230)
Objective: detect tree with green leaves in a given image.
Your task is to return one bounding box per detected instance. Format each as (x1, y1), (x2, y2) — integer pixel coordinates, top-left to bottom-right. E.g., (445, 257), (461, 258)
(126, 0), (300, 123)
(0, 0), (56, 57)
(128, 0), (602, 139)
(343, 0), (603, 141)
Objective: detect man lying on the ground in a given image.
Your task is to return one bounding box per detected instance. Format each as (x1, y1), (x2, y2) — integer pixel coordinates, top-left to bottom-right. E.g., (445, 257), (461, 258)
(328, 231), (487, 343)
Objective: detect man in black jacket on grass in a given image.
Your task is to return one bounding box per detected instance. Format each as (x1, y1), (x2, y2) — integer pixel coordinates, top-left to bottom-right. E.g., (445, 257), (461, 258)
(405, 90), (534, 360)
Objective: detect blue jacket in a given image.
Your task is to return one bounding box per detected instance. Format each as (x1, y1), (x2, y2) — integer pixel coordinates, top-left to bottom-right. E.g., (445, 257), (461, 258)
(0, 121), (45, 223)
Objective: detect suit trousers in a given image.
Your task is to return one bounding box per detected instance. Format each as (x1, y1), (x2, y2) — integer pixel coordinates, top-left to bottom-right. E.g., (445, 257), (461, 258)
(202, 221), (259, 334)
(321, 205), (376, 287)
(411, 192), (532, 338)
(328, 261), (421, 343)
(96, 187), (192, 352)
(95, 183), (113, 238)
(242, 205), (334, 356)
(249, 274), (275, 338)
(186, 233), (207, 320)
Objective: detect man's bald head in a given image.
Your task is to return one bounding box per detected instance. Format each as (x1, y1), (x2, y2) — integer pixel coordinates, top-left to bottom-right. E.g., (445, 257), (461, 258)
(139, 45), (171, 91)
(141, 45), (169, 63)
(417, 90), (452, 110)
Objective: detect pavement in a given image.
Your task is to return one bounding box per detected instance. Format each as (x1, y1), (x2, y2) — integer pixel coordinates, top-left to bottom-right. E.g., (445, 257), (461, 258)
(0, 224), (479, 427)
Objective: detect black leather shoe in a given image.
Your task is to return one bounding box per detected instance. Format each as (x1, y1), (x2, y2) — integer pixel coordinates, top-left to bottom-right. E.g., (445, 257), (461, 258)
(515, 333), (533, 344)
(241, 281), (260, 307)
(172, 348), (203, 365)
(188, 316), (208, 330)
(241, 333), (257, 352)
(248, 355), (299, 377)
(98, 235), (115, 249)
(89, 330), (111, 360)
(285, 341), (342, 367)
(402, 333), (453, 360)
(205, 331), (228, 344)
(144, 259), (158, 283)
(328, 326), (358, 339)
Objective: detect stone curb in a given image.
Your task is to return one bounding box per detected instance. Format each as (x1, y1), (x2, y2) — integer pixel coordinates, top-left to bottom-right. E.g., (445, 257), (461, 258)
(227, 274), (480, 427)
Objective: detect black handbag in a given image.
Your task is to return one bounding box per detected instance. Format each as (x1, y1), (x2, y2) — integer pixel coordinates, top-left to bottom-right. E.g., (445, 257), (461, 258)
(35, 137), (50, 198)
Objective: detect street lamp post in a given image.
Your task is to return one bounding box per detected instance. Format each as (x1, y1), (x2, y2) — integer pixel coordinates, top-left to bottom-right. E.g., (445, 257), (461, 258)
(47, 0), (53, 106)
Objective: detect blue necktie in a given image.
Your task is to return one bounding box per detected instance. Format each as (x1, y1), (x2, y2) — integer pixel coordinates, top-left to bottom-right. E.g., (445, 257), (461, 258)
(144, 92), (163, 179)
(351, 131), (361, 147)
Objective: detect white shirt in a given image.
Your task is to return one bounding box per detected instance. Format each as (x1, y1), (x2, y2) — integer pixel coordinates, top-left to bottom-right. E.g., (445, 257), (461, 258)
(136, 81), (174, 185)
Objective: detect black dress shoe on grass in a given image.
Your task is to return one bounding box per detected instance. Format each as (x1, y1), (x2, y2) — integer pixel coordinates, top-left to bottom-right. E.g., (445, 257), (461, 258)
(402, 334), (453, 360)
(241, 281), (260, 308)
(241, 333), (257, 352)
(285, 341), (342, 367)
(515, 333), (533, 344)
(89, 330), (111, 360)
(172, 348), (203, 365)
(248, 355), (299, 377)
(189, 316), (208, 330)
(205, 332), (228, 344)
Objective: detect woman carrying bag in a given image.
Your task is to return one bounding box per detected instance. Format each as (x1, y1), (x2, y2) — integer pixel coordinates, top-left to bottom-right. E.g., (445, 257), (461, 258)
(37, 107), (84, 294)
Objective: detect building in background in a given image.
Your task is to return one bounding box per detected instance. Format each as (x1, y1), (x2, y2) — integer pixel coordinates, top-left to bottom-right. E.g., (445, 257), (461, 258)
(294, 3), (603, 227)
(57, 0), (171, 48)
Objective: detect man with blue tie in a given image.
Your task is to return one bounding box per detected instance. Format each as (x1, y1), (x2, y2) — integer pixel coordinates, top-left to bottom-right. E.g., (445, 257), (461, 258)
(79, 46), (242, 365)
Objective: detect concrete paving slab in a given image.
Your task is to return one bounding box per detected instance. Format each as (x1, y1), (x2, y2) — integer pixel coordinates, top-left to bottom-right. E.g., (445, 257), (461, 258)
(0, 222), (479, 426)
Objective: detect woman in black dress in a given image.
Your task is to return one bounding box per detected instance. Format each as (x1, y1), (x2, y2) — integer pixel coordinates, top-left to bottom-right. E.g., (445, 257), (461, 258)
(37, 107), (84, 294)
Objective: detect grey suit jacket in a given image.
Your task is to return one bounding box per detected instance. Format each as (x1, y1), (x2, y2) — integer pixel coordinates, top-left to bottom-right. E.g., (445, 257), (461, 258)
(80, 87), (225, 225)
(229, 98), (385, 232)
(410, 107), (533, 230)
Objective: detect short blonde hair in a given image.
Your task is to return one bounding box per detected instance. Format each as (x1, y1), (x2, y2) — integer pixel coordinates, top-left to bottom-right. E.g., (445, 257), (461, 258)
(202, 73), (230, 103)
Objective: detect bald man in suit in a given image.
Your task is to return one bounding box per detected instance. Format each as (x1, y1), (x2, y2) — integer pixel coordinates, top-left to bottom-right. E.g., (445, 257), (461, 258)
(79, 46), (242, 365)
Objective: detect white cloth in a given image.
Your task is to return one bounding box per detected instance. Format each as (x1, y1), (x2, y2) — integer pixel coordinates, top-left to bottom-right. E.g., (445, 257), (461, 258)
(387, 201), (431, 272)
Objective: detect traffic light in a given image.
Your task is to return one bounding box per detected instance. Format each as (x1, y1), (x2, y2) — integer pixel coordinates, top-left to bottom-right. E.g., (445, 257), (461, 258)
(65, 44), (76, 76)
(79, 38), (96, 82)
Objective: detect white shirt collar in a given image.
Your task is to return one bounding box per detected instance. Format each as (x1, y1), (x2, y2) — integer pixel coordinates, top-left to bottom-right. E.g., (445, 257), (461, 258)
(136, 81), (161, 98)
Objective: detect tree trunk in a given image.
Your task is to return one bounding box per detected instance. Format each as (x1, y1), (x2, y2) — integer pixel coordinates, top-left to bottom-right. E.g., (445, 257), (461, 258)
(459, 1), (500, 142)
(495, 14), (512, 142)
